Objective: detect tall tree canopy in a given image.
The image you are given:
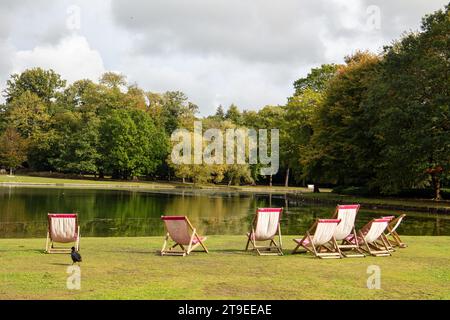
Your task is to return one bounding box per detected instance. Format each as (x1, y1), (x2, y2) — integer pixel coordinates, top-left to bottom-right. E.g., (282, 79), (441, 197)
(367, 4), (450, 199)
(4, 68), (66, 104)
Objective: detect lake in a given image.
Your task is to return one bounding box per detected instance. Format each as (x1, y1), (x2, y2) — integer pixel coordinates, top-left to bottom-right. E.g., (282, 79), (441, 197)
(0, 187), (448, 238)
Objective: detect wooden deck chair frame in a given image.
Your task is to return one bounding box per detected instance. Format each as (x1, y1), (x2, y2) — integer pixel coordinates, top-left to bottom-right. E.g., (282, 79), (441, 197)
(331, 204), (365, 257)
(45, 213), (80, 254)
(245, 208), (283, 256)
(344, 218), (392, 257)
(385, 214), (407, 248)
(160, 216), (208, 257)
(378, 216), (396, 252)
(292, 219), (342, 259)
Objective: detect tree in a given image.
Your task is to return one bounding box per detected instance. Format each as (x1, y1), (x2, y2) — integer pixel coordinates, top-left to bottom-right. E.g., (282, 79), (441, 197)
(99, 109), (168, 179)
(4, 68), (66, 103)
(99, 72), (127, 89)
(368, 5), (450, 199)
(147, 91), (197, 134)
(225, 104), (242, 125)
(5, 91), (51, 138)
(302, 52), (381, 187)
(49, 110), (101, 174)
(0, 127), (28, 175)
(281, 64), (339, 188)
(284, 89), (323, 186)
(293, 64), (339, 96)
(214, 105), (225, 120)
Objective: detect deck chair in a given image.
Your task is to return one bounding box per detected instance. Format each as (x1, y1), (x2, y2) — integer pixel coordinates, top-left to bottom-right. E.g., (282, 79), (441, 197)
(245, 208), (283, 256)
(343, 218), (392, 257)
(160, 216), (208, 256)
(331, 204), (364, 257)
(292, 219), (342, 259)
(45, 213), (80, 254)
(384, 214), (407, 248)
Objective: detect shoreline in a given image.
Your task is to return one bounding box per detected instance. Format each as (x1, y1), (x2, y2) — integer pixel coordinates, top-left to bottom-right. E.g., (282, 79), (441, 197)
(1, 178), (450, 214)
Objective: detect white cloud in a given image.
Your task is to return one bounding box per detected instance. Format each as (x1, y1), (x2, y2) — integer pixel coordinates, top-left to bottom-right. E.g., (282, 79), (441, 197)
(12, 35), (105, 84)
(0, 0), (448, 114)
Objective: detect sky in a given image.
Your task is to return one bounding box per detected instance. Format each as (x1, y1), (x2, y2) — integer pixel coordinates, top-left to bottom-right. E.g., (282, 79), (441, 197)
(0, 0), (448, 115)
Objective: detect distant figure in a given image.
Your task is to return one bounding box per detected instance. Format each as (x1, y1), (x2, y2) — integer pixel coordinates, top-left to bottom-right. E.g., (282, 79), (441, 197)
(71, 247), (82, 264)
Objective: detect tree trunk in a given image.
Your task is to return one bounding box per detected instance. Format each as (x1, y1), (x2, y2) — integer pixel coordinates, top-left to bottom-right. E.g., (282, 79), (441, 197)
(182, 177), (186, 184)
(431, 173), (442, 200)
(284, 167), (290, 187)
(9, 167), (13, 176)
(313, 185), (320, 193)
(269, 175), (272, 187)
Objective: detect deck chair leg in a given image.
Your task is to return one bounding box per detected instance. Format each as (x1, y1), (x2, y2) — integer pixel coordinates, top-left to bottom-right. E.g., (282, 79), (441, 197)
(380, 235), (392, 256)
(45, 232), (50, 253)
(332, 237), (342, 258)
(292, 243), (302, 254)
(186, 229), (197, 255)
(245, 236), (251, 251)
(198, 237), (209, 253)
(161, 233), (169, 255)
(360, 233), (373, 256)
(393, 232), (407, 248)
(278, 225), (283, 249)
(246, 228), (256, 251)
(76, 226), (80, 251)
(311, 245), (320, 258)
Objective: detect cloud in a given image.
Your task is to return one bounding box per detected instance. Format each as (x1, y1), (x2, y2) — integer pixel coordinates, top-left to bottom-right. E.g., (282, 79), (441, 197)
(0, 0), (448, 114)
(111, 0), (330, 65)
(12, 35), (105, 84)
(109, 0), (448, 114)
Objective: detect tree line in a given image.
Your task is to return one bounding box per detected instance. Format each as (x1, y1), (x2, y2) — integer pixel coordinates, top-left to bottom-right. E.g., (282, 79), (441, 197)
(0, 5), (448, 199)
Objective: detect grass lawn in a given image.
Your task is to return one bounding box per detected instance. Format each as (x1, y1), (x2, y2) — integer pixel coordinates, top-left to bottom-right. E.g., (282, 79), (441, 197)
(0, 174), (313, 194)
(0, 236), (449, 300)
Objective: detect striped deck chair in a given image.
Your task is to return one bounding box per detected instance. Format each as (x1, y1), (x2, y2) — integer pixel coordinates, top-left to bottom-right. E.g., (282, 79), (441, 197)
(160, 216), (208, 256)
(45, 213), (80, 254)
(384, 214), (407, 248)
(292, 219), (342, 259)
(245, 208), (283, 256)
(343, 218), (392, 257)
(332, 204), (364, 257)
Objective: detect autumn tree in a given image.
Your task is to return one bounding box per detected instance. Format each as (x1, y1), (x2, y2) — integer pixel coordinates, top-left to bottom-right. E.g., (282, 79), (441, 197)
(0, 127), (28, 175)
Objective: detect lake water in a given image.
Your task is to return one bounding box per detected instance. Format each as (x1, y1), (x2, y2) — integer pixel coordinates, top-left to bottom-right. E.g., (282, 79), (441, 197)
(0, 187), (448, 238)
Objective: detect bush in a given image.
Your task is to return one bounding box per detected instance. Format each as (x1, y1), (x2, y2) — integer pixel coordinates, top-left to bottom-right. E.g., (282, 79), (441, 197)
(333, 185), (449, 200)
(396, 188), (449, 200)
(332, 186), (374, 196)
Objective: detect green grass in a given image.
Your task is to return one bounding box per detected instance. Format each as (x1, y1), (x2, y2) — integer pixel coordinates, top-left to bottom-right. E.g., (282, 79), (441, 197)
(0, 236), (449, 300)
(0, 174), (314, 194)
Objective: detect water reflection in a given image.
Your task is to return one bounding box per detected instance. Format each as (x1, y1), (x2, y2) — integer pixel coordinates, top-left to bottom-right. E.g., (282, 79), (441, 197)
(0, 187), (448, 238)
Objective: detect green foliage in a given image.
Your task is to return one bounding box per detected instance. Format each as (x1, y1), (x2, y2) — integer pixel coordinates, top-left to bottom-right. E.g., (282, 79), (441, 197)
(0, 3), (447, 195)
(301, 52), (381, 186)
(224, 104), (242, 125)
(99, 72), (127, 89)
(293, 64), (339, 96)
(99, 108), (168, 179)
(367, 5), (450, 199)
(4, 67), (66, 103)
(49, 111), (101, 174)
